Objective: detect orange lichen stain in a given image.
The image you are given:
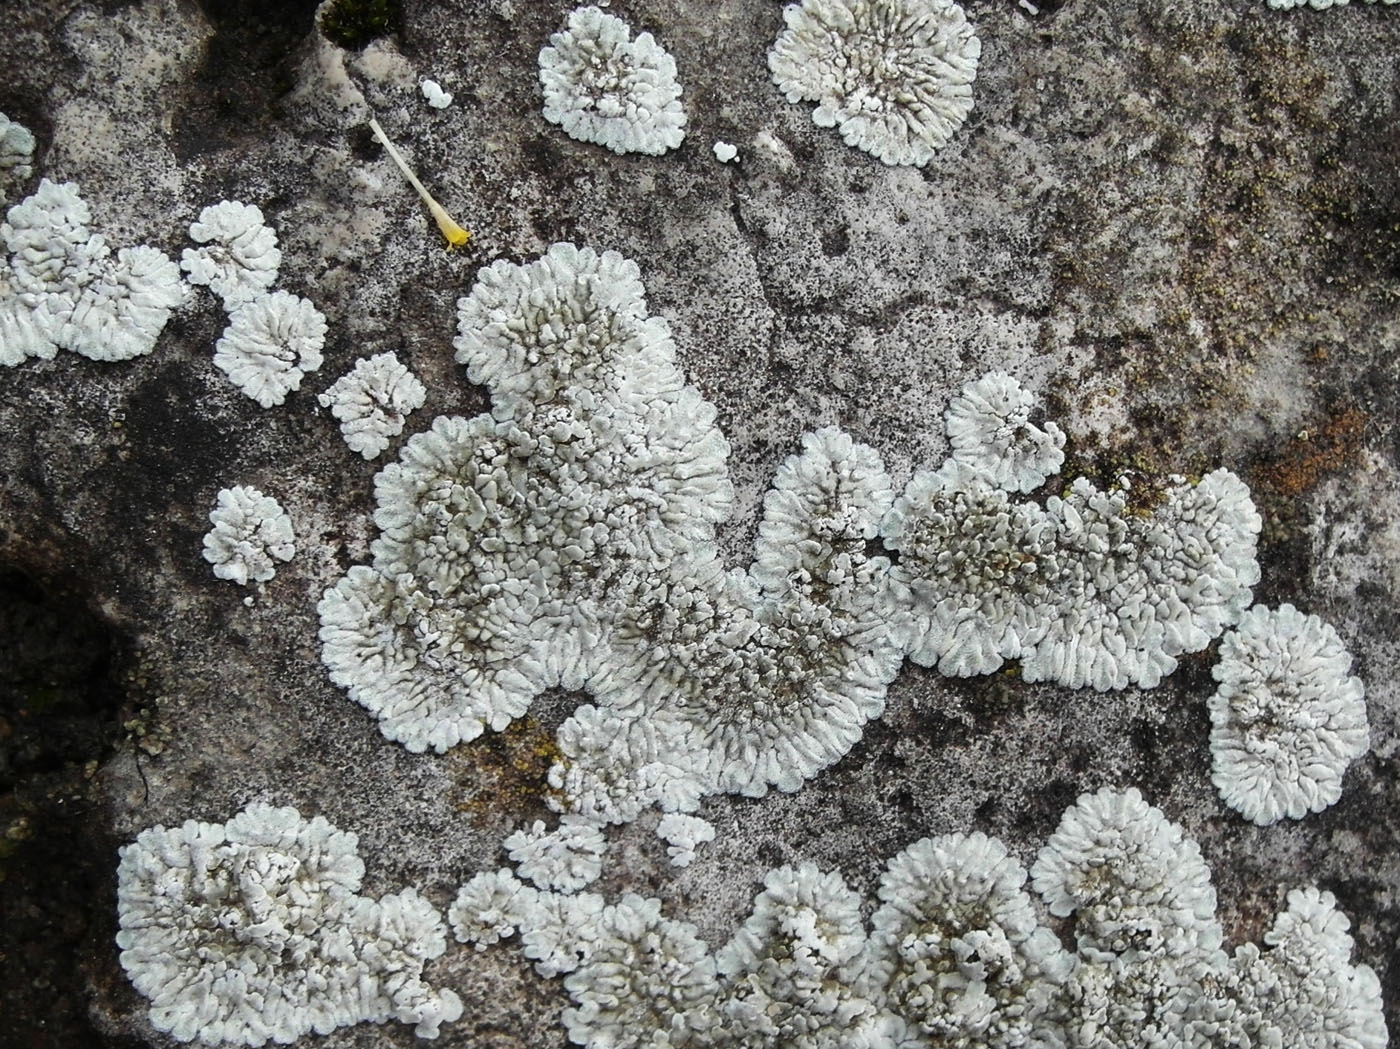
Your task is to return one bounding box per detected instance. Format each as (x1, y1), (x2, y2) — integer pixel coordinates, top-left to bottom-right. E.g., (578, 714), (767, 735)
(447, 715), (565, 826)
(1255, 404), (1366, 500)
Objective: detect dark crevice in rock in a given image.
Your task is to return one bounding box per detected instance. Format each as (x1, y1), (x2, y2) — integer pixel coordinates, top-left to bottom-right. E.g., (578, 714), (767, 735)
(346, 119), (382, 162)
(0, 566), (138, 1049)
(318, 0), (403, 51)
(0, 570), (120, 786)
(173, 0), (322, 158)
(1014, 775), (1081, 838)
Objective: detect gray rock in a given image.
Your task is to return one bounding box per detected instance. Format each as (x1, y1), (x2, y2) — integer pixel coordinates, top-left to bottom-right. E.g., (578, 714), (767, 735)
(0, 0), (1396, 1046)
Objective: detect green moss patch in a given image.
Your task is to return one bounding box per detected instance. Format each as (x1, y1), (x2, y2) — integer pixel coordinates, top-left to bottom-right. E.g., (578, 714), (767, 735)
(320, 0), (403, 49)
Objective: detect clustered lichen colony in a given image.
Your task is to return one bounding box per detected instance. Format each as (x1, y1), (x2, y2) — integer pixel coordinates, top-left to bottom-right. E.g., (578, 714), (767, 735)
(319, 242), (1280, 822)
(0, 0), (1384, 1044)
(116, 803), (464, 1045)
(296, 235), (1382, 1046)
(451, 787), (1385, 1049)
(0, 177), (184, 367)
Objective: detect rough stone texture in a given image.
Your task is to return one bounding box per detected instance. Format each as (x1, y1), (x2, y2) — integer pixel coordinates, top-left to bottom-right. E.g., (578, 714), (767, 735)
(0, 0), (1396, 1046)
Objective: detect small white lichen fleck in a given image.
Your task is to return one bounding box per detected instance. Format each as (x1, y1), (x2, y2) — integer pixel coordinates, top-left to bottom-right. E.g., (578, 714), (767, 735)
(318, 351), (427, 459)
(421, 78), (453, 108)
(769, 0), (981, 166)
(1208, 603), (1369, 825)
(539, 5), (687, 155)
(214, 290), (327, 407)
(202, 485), (296, 585)
(116, 803), (463, 1045)
(656, 813), (715, 867)
(712, 140), (738, 163)
(181, 200), (281, 306)
(0, 112), (36, 202)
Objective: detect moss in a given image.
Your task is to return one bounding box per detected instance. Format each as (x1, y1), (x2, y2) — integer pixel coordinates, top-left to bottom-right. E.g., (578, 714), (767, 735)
(449, 715), (567, 825)
(319, 0), (403, 50)
(1053, 440), (1178, 514)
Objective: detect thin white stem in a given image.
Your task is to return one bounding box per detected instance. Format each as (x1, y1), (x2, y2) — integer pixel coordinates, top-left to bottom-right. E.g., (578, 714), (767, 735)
(368, 118), (433, 206)
(367, 117), (471, 247)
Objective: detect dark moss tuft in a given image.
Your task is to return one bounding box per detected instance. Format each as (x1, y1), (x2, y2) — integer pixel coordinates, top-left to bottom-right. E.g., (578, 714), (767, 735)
(320, 0), (403, 50)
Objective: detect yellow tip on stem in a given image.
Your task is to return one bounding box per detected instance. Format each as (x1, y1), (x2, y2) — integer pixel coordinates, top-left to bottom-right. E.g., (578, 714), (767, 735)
(429, 202), (473, 248)
(367, 116), (472, 249)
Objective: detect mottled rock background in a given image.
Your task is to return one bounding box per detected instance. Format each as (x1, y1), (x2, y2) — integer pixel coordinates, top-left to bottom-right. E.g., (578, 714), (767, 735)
(0, 0), (1397, 1046)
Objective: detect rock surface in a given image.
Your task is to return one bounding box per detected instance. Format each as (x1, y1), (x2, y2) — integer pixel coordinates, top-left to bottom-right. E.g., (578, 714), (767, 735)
(0, 0), (1397, 1046)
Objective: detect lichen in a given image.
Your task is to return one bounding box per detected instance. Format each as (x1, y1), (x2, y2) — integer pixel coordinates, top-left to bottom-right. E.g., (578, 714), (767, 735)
(715, 862), (876, 1047)
(201, 485), (296, 585)
(213, 290), (327, 407)
(1266, 0), (1397, 9)
(181, 200), (281, 307)
(1208, 603), (1369, 824)
(539, 6), (687, 156)
(865, 832), (1070, 1046)
(317, 351), (426, 459)
(0, 112), (35, 203)
(881, 460), (1261, 690)
(944, 371), (1066, 493)
(504, 816), (607, 892)
(320, 244), (734, 765)
(656, 813), (715, 868)
(453, 788), (1387, 1048)
(560, 895), (719, 1048)
(768, 0), (981, 166)
(0, 179), (183, 367)
(322, 247), (1267, 890)
(1216, 887), (1387, 1049)
(420, 79), (452, 109)
(116, 803), (462, 1044)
